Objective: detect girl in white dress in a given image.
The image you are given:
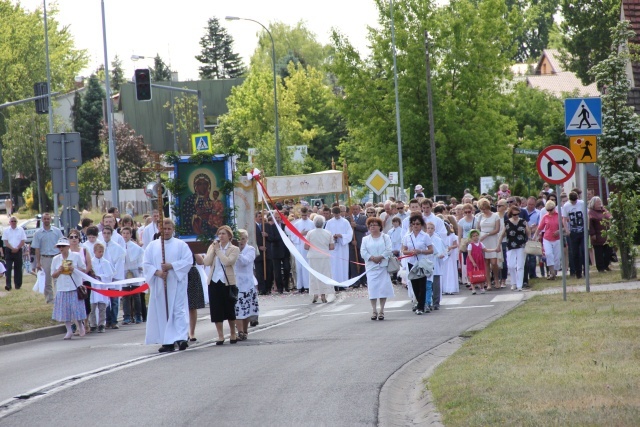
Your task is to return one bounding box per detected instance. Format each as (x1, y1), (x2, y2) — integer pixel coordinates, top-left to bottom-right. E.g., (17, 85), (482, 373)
(441, 221), (459, 294)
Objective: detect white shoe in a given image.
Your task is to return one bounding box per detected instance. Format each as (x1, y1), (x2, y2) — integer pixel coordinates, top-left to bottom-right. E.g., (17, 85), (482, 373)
(511, 285), (516, 291)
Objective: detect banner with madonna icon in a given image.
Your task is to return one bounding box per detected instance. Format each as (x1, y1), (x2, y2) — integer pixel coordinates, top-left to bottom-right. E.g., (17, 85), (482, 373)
(173, 156), (233, 240)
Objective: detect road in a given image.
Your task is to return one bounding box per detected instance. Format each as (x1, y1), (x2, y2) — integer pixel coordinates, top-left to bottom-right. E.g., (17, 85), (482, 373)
(0, 286), (524, 426)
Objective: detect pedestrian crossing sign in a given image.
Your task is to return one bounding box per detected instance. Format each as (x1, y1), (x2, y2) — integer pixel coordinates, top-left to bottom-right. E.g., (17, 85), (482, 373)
(565, 98), (602, 136)
(570, 136), (597, 163)
(191, 132), (212, 153)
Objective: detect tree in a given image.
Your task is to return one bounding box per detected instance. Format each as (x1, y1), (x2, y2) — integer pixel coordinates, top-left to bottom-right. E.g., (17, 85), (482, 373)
(164, 93), (201, 153)
(506, 0), (559, 62)
(74, 75), (105, 161)
(559, 0), (619, 85)
(589, 21), (640, 279)
(196, 17), (245, 79)
(99, 121), (153, 189)
(150, 54), (172, 82)
(111, 54), (125, 92)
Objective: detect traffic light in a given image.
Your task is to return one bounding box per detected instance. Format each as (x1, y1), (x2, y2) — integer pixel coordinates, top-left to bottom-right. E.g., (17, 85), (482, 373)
(34, 82), (49, 114)
(134, 69), (152, 101)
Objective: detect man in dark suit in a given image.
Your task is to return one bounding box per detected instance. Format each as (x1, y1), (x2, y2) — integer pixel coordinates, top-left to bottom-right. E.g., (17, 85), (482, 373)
(348, 204), (368, 287)
(255, 212), (273, 295)
(267, 211), (291, 293)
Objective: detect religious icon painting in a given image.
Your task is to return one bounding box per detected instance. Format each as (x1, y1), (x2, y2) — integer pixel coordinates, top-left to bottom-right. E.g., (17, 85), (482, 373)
(173, 155), (234, 240)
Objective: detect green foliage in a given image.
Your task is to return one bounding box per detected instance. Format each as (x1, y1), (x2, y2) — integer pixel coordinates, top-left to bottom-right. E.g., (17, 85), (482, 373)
(75, 75), (105, 161)
(506, 0), (559, 62)
(164, 92), (202, 153)
(99, 121), (153, 189)
(559, 0), (619, 85)
(150, 54), (172, 82)
(77, 144), (109, 209)
(196, 17), (245, 79)
(110, 54), (125, 93)
(605, 191), (640, 280)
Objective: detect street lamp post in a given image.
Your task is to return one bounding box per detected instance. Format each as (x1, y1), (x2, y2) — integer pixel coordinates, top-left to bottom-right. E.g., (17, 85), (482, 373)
(101, 0), (119, 209)
(226, 16), (281, 176)
(389, 0), (405, 200)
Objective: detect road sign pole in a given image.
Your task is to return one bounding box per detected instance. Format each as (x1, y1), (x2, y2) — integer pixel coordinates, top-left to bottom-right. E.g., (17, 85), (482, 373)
(557, 184), (566, 301)
(582, 164), (590, 292)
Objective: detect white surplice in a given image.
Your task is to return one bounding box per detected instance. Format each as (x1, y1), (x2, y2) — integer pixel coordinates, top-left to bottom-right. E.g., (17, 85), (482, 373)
(143, 237), (193, 346)
(324, 217), (352, 283)
(292, 218), (314, 289)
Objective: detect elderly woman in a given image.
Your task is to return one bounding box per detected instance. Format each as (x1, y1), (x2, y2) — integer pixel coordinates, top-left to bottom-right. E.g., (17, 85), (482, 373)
(361, 216), (395, 320)
(402, 213), (434, 315)
(51, 237), (87, 340)
(304, 215), (335, 303)
(234, 229), (258, 341)
(68, 229), (92, 334)
(495, 199), (508, 288)
(476, 198), (500, 290)
(534, 201), (562, 280)
(588, 197), (613, 272)
(204, 225), (240, 345)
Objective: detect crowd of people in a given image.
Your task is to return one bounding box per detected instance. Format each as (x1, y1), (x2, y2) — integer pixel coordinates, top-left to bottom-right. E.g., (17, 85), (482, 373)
(3, 180), (614, 351)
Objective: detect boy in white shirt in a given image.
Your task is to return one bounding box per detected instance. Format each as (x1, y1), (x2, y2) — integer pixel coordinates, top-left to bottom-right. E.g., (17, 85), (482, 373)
(101, 226), (126, 329)
(121, 226), (144, 324)
(89, 243), (114, 333)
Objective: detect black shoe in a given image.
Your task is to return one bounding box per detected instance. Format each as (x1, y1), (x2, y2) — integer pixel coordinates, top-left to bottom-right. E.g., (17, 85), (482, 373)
(215, 340), (224, 345)
(71, 323), (77, 333)
(4, 285), (10, 291)
(15, 286), (21, 290)
(249, 320), (259, 327)
(230, 339), (238, 344)
(434, 306), (440, 310)
(158, 344), (175, 353)
(177, 340), (188, 351)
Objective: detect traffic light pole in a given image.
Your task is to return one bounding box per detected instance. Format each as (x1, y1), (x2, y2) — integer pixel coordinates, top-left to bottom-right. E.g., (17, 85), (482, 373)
(0, 93), (60, 110)
(150, 84), (205, 133)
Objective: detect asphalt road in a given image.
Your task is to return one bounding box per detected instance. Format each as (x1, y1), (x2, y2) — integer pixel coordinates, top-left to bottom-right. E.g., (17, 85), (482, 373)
(0, 285), (524, 426)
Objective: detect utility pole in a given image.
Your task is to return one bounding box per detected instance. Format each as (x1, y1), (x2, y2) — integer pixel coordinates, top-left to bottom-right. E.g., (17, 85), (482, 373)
(425, 30), (438, 195)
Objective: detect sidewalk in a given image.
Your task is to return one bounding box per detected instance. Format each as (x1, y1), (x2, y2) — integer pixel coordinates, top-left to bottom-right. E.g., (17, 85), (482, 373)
(378, 280), (640, 427)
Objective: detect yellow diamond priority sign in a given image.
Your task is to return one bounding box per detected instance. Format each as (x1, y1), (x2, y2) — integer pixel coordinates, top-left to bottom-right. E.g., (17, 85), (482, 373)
(365, 170), (390, 196)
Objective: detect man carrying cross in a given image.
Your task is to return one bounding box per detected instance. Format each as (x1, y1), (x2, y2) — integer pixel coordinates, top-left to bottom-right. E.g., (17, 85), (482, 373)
(143, 218), (193, 353)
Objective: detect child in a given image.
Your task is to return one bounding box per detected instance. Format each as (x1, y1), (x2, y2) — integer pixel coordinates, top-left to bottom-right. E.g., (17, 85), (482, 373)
(89, 243), (114, 333)
(23, 244), (34, 275)
(441, 221), (459, 295)
(497, 183), (511, 200)
(82, 225), (100, 258)
(388, 217), (403, 284)
(425, 222), (446, 310)
(121, 226), (144, 325)
(466, 229), (498, 294)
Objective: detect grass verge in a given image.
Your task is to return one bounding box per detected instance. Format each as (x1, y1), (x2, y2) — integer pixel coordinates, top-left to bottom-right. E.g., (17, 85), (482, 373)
(529, 264), (632, 292)
(0, 274), (58, 334)
(429, 290), (640, 426)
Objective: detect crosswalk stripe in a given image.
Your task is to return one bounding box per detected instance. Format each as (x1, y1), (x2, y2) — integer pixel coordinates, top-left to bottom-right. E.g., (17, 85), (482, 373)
(440, 297), (466, 305)
(490, 294), (524, 302)
(384, 300), (411, 308)
(261, 309), (298, 317)
(325, 304), (354, 312)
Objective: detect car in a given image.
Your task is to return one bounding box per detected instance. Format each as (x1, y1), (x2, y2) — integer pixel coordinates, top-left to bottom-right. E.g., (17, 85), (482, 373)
(18, 217), (42, 244)
(0, 193), (10, 213)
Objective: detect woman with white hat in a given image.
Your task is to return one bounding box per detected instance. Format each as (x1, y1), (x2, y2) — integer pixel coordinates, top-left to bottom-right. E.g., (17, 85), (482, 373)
(414, 185), (426, 198)
(51, 237), (88, 339)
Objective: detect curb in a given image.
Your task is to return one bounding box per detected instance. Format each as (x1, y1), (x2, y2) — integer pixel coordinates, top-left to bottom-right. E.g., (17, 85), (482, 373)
(0, 325), (66, 347)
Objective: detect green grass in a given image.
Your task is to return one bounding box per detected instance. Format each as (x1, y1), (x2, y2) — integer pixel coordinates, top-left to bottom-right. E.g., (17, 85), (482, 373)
(429, 291), (640, 426)
(0, 274), (58, 334)
(529, 264), (634, 292)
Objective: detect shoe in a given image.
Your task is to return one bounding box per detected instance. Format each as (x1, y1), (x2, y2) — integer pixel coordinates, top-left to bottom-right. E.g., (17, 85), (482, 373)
(299, 289), (305, 294)
(90, 327), (97, 332)
(189, 337), (197, 342)
(63, 333), (72, 340)
(230, 338), (238, 344)
(123, 319), (132, 325)
(371, 311), (378, 321)
(472, 290), (477, 295)
(321, 295), (328, 303)
(158, 345), (175, 353)
(312, 296), (318, 303)
(111, 325), (120, 329)
(415, 310), (423, 315)
(178, 340), (188, 351)
(518, 288), (522, 292)
(250, 321), (259, 327)
(216, 340), (225, 345)
(511, 285), (516, 291)
(4, 285), (10, 291)
(98, 325), (105, 333)
(378, 312), (385, 320)
(424, 307), (431, 313)
(79, 324), (86, 337)
(433, 306), (439, 311)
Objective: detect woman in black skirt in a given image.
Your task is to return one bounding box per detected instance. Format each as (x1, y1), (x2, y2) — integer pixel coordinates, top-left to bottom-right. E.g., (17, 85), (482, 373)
(203, 225), (239, 345)
(187, 253), (205, 342)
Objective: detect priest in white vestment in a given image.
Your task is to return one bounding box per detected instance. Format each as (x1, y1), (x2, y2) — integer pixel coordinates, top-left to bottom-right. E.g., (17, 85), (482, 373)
(143, 218), (193, 353)
(325, 206), (352, 283)
(292, 207), (314, 292)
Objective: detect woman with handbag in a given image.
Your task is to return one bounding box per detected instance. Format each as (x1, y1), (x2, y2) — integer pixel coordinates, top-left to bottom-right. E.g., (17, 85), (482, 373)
(457, 203), (475, 287)
(51, 237), (87, 340)
(204, 225), (240, 345)
(234, 229), (259, 341)
(402, 214), (434, 315)
(496, 205), (530, 291)
(533, 201), (562, 280)
(361, 217), (395, 320)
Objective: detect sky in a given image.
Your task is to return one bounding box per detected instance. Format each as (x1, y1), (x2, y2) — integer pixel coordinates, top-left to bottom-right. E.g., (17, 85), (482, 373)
(17, 0), (381, 81)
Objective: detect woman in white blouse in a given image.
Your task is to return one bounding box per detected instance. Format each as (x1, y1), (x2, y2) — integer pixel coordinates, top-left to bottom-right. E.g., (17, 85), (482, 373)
(401, 214), (434, 315)
(361, 217), (394, 320)
(234, 229), (258, 341)
(51, 237), (87, 340)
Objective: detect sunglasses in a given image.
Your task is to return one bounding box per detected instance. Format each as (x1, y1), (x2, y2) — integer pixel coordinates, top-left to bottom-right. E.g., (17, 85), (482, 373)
(68, 235), (79, 239)
(506, 201), (514, 204)
(497, 204), (506, 207)
(464, 210), (472, 214)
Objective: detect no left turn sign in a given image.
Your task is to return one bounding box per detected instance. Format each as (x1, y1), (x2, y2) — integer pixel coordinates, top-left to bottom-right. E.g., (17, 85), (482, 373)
(536, 145), (576, 185)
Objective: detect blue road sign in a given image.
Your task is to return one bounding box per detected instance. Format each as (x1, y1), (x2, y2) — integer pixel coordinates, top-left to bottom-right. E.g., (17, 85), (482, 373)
(565, 98), (602, 136)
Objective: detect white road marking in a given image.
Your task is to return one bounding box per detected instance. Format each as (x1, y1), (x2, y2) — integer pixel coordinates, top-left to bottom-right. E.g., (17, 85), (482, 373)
(261, 309), (298, 317)
(324, 304), (354, 312)
(440, 297), (467, 305)
(384, 300), (411, 308)
(490, 294), (524, 302)
(445, 305), (494, 310)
